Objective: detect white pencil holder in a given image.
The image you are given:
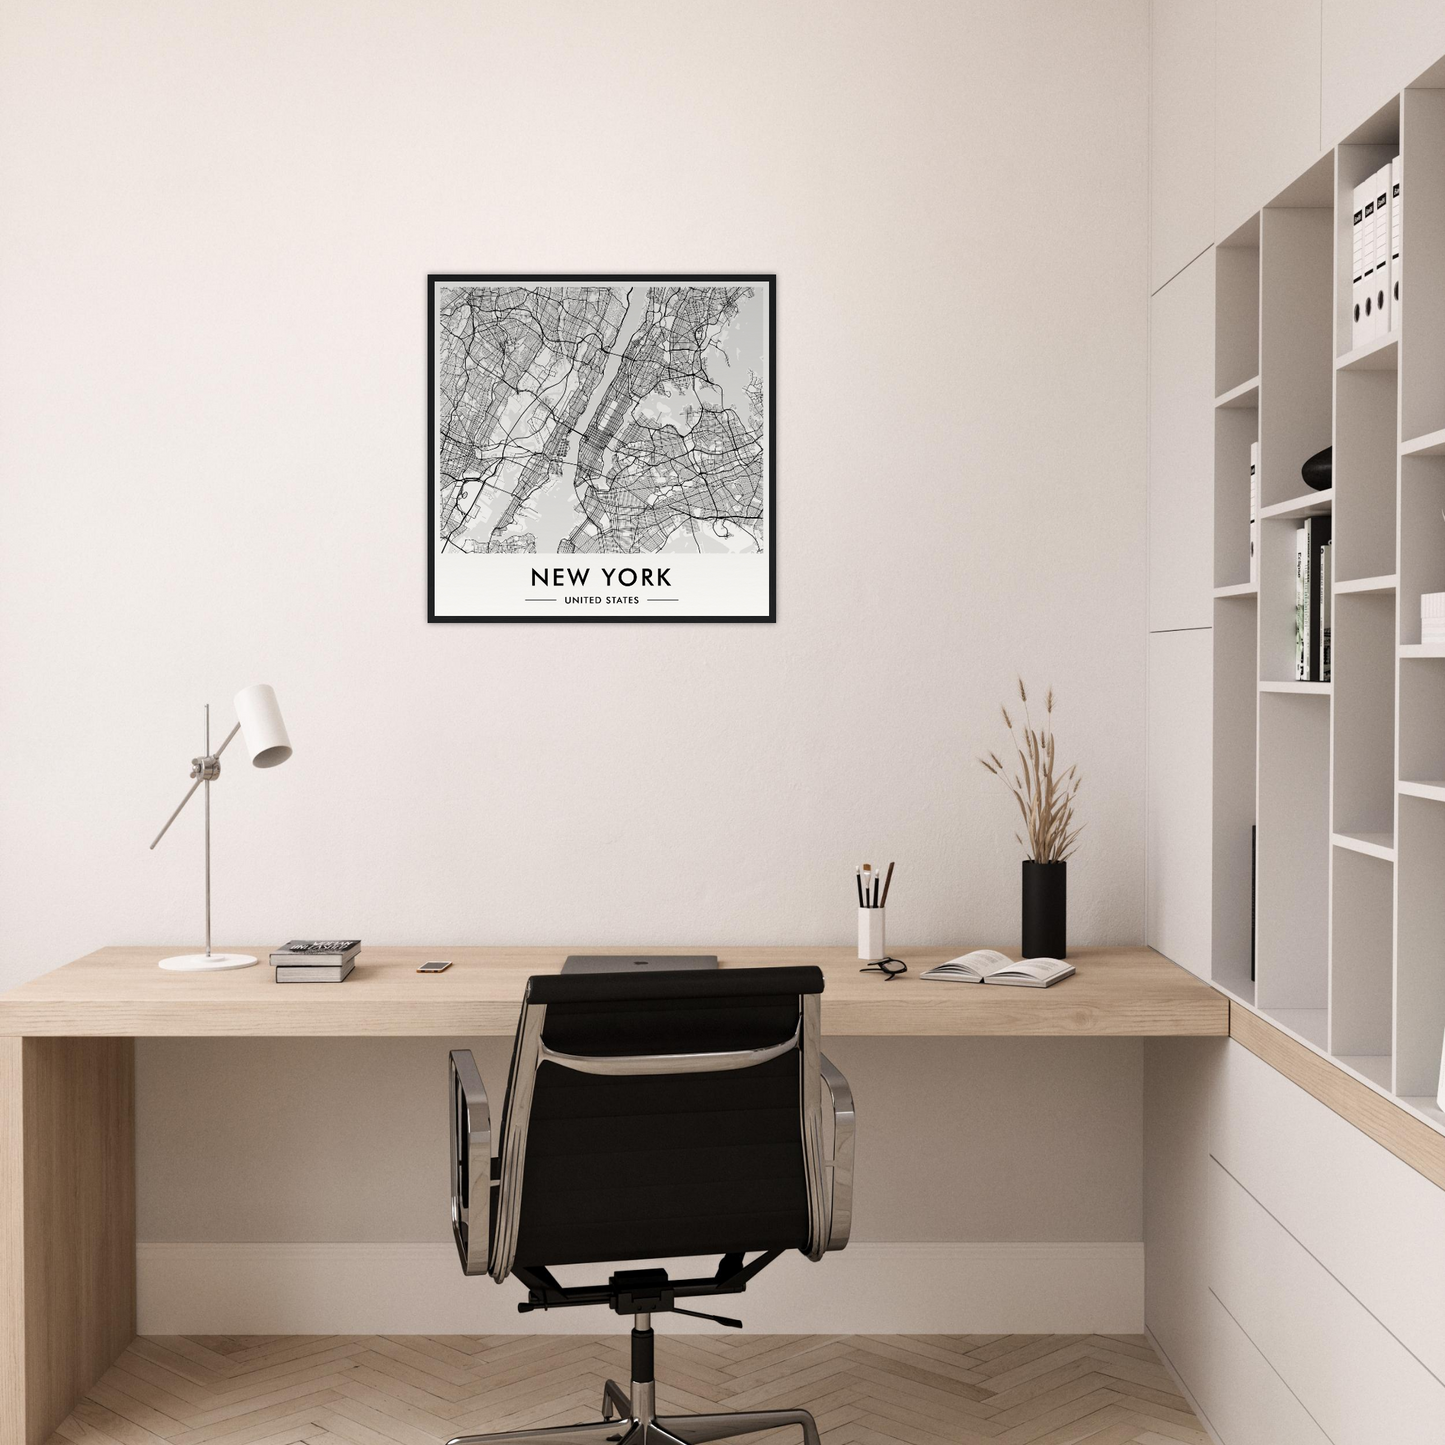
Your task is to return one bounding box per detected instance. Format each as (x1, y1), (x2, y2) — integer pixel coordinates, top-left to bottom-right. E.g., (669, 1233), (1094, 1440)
(858, 907), (887, 962)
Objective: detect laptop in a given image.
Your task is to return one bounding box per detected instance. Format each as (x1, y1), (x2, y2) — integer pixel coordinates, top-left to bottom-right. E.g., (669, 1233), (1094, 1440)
(561, 954), (719, 974)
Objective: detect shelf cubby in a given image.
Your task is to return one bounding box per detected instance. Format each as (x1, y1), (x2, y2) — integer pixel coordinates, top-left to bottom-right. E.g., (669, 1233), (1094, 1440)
(1396, 795), (1445, 1097)
(1214, 403), (1257, 589)
(1399, 653), (1445, 785)
(1255, 692), (1330, 1017)
(1211, 593), (1259, 1003)
(1334, 369), (1397, 581)
(1332, 591), (1396, 837)
(1398, 454), (1445, 644)
(1216, 216), (1260, 398)
(1329, 847), (1393, 1066)
(1258, 508), (1330, 684)
(1259, 185), (1332, 511)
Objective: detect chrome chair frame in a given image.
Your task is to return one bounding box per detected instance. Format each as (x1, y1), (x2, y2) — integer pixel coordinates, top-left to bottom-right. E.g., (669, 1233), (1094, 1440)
(446, 984), (854, 1445)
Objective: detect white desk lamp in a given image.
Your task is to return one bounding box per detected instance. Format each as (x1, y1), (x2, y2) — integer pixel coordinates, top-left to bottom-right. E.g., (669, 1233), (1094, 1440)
(149, 684), (292, 971)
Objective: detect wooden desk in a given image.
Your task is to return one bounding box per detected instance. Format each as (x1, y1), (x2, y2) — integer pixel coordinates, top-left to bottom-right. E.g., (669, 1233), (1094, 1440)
(0, 944), (1223, 1445)
(0, 943), (1225, 1038)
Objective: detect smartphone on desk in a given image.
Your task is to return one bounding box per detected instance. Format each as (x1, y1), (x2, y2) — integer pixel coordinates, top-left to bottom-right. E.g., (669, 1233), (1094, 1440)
(417, 959), (452, 973)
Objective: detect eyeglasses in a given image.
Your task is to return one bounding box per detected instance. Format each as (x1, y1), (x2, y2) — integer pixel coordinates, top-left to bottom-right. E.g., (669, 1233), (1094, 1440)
(859, 956), (908, 981)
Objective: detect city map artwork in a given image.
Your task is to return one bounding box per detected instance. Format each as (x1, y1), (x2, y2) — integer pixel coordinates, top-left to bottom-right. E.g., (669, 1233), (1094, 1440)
(429, 275), (774, 622)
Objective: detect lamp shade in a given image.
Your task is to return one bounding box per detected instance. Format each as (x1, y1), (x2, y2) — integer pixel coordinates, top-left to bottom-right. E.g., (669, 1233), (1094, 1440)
(233, 684), (292, 768)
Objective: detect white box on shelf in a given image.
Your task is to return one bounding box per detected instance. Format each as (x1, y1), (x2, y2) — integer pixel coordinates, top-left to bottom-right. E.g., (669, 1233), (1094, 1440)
(1421, 594), (1445, 641)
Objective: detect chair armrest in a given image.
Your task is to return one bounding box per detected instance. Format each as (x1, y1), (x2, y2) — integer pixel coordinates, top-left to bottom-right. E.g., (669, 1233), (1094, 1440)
(819, 1052), (855, 1251)
(449, 1049), (492, 1276)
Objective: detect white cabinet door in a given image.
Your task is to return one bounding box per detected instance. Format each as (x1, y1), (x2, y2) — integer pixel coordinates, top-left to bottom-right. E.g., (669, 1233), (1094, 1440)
(1150, 0), (1215, 292)
(1211, 1156), (1445, 1443)
(1147, 629), (1213, 978)
(1214, 1039), (1445, 1384)
(1197, 1290), (1332, 1445)
(1215, 0), (1323, 237)
(1149, 251), (1215, 632)
(1322, 0), (1445, 145)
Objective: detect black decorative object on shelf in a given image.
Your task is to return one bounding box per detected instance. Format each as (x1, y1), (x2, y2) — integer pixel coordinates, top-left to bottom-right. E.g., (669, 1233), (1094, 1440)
(1022, 861), (1067, 959)
(1302, 445), (1332, 491)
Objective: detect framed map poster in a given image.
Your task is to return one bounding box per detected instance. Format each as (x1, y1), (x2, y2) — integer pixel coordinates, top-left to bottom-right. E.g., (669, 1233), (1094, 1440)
(429, 274), (774, 622)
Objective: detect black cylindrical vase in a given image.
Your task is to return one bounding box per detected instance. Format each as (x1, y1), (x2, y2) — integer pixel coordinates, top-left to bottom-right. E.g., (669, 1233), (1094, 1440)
(1022, 860), (1067, 958)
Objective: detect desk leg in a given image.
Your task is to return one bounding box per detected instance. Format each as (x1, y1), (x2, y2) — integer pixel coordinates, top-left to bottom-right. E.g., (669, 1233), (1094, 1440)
(0, 1037), (136, 1445)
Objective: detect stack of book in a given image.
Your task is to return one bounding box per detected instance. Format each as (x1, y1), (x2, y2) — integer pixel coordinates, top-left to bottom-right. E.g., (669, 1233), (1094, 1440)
(1294, 517), (1332, 682)
(270, 939), (361, 982)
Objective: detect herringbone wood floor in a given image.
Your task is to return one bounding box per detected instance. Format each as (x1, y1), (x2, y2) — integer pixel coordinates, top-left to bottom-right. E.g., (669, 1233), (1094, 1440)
(49, 1334), (1209, 1445)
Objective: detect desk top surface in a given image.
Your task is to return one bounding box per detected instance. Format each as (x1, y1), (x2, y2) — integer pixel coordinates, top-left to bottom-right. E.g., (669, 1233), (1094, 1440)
(0, 944), (1227, 1037)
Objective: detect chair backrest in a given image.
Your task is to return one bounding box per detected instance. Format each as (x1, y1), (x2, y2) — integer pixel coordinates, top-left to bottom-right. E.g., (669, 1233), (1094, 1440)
(488, 966), (828, 1280)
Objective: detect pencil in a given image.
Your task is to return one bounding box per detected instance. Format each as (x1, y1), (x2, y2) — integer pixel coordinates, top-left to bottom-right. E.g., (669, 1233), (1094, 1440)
(855, 869), (865, 907)
(880, 860), (895, 907)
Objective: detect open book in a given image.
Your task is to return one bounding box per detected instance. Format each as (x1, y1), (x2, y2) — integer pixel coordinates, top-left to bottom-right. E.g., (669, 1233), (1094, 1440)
(920, 950), (1075, 988)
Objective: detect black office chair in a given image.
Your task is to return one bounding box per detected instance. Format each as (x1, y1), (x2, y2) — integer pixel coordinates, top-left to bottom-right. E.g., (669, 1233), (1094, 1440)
(446, 965), (855, 1445)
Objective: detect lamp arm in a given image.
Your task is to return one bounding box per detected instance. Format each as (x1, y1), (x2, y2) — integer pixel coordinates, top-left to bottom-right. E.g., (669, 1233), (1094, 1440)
(213, 721), (242, 759)
(148, 722), (241, 850)
(149, 777), (203, 850)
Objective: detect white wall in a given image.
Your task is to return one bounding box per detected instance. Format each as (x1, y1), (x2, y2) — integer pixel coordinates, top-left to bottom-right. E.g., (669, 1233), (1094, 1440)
(0, 0), (1149, 984)
(0, 0), (1151, 1281)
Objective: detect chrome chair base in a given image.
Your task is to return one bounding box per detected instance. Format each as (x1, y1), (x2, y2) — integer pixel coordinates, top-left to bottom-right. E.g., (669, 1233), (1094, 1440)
(446, 1378), (821, 1445)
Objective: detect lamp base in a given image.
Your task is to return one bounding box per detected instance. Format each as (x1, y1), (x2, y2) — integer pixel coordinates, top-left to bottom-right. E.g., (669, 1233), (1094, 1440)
(158, 952), (258, 972)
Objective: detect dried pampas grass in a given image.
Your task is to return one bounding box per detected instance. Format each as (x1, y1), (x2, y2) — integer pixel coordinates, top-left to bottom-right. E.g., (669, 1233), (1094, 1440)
(980, 678), (1083, 863)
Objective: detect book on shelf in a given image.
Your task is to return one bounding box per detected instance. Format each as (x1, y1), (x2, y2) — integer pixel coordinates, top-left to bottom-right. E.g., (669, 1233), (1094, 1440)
(1293, 517), (1332, 681)
(1295, 526), (1308, 679)
(1320, 538), (1332, 682)
(276, 958), (355, 983)
(920, 950), (1074, 988)
(1249, 441), (1259, 584)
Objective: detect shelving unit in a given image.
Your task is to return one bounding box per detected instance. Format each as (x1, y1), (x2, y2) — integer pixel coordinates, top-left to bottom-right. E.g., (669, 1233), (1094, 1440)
(1210, 80), (1445, 1135)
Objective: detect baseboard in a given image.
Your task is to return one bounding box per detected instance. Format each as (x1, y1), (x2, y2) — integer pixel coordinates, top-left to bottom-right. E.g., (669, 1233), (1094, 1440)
(137, 1241), (1143, 1335)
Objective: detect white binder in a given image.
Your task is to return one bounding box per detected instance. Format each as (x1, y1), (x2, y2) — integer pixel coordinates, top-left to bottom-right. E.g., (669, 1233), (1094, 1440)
(1391, 154), (1402, 333)
(1373, 164), (1391, 341)
(1362, 171), (1380, 342)
(1351, 179), (1368, 349)
(1249, 441), (1259, 586)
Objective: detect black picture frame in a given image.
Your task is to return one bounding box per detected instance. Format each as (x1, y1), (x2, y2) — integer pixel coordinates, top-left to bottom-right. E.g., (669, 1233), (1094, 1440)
(427, 274), (776, 624)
